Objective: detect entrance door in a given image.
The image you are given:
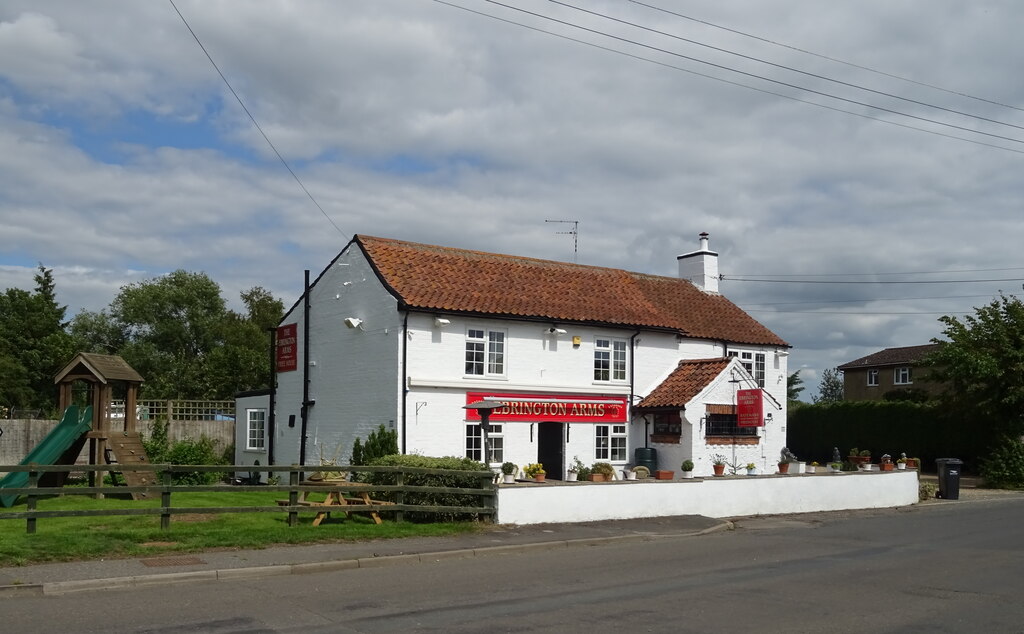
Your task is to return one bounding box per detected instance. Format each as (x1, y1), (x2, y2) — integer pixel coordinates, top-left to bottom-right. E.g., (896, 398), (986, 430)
(537, 422), (565, 480)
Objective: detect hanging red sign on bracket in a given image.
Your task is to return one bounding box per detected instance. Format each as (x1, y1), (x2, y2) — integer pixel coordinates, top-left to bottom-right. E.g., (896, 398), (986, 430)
(737, 388), (764, 427)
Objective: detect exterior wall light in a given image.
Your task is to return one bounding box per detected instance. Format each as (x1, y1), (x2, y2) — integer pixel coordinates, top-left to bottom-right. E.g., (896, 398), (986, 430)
(434, 317), (451, 328)
(344, 317), (363, 329)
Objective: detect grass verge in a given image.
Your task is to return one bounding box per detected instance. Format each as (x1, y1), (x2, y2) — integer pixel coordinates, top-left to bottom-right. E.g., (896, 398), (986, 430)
(0, 490), (483, 567)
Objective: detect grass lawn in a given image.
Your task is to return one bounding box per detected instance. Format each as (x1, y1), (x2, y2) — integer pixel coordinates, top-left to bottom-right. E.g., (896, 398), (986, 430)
(0, 490), (483, 567)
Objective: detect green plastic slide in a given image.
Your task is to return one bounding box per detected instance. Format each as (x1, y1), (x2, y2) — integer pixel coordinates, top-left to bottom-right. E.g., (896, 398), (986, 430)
(0, 405), (93, 507)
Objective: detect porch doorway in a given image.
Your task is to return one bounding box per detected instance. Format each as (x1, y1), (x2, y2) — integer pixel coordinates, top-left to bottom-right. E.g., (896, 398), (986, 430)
(537, 422), (565, 480)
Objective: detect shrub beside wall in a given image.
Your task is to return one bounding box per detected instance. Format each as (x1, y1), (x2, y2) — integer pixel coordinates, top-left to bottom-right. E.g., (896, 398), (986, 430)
(361, 454), (489, 522)
(787, 401), (990, 473)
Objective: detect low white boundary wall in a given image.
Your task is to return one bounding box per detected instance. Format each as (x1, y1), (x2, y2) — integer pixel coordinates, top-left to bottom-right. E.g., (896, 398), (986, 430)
(495, 471), (919, 524)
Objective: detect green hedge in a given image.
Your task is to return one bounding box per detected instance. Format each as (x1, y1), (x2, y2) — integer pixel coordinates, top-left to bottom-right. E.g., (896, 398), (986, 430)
(787, 401), (990, 473)
(361, 454), (489, 522)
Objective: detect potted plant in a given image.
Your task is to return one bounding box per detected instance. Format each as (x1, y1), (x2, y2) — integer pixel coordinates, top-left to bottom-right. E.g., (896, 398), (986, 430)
(778, 447), (798, 474)
(524, 462), (546, 482)
(807, 461), (819, 474)
(500, 462), (517, 484)
(591, 461), (615, 482)
(567, 456), (585, 482)
(680, 459), (695, 479)
(858, 449), (872, 471)
(745, 462), (757, 475)
(711, 454), (726, 476)
(624, 466), (637, 480)
(880, 453), (894, 471)
(828, 461), (843, 473)
(896, 456), (907, 470)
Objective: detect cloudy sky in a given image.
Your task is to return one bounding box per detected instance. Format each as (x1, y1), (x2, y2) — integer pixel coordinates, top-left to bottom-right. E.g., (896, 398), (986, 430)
(2, 0), (1022, 397)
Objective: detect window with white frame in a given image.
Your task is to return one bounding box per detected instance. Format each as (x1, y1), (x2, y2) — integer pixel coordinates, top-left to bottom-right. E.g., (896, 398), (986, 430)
(596, 424), (627, 461)
(894, 366), (912, 385)
(730, 351), (766, 388)
(246, 409), (266, 451)
(594, 338), (628, 381)
(465, 328), (505, 376)
(867, 369), (879, 386)
(465, 423), (503, 464)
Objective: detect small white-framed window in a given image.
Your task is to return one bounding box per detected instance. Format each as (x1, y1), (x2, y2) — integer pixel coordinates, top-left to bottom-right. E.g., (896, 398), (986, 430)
(867, 369), (879, 386)
(466, 423), (503, 464)
(595, 424), (627, 461)
(730, 351), (766, 387)
(246, 409), (266, 451)
(465, 328), (506, 377)
(894, 366), (912, 385)
(594, 338), (628, 381)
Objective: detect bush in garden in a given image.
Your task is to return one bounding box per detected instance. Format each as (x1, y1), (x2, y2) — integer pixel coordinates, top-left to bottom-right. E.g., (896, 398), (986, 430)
(350, 424), (399, 465)
(143, 419), (227, 485)
(979, 436), (1024, 489)
(361, 454), (489, 522)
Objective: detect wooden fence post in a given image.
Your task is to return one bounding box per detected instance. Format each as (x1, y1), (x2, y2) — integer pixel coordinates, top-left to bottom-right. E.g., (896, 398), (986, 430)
(395, 470), (405, 523)
(160, 469), (172, 530)
(479, 474), (495, 523)
(26, 467), (39, 534)
(288, 467), (299, 527)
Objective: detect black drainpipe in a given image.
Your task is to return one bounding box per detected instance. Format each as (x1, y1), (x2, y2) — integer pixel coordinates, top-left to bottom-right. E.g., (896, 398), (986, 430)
(299, 269), (312, 468)
(400, 311), (409, 455)
(630, 329), (641, 445)
(267, 327), (276, 466)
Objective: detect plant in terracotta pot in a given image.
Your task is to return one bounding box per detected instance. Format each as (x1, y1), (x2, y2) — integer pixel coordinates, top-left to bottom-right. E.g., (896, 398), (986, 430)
(880, 453), (894, 471)
(591, 461), (616, 482)
(501, 462), (518, 484)
(778, 447), (798, 474)
(711, 454), (726, 476)
(524, 462), (546, 482)
(680, 459), (695, 479)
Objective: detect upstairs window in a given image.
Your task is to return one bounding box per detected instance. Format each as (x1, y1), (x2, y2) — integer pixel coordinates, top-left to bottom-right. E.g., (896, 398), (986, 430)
(894, 366), (912, 385)
(729, 351), (766, 388)
(466, 328), (505, 377)
(867, 369), (879, 386)
(594, 338), (628, 381)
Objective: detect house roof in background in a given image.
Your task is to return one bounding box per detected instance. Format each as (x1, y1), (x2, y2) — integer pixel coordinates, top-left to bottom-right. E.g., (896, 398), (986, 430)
(837, 344), (940, 370)
(636, 358), (733, 408)
(355, 235), (787, 347)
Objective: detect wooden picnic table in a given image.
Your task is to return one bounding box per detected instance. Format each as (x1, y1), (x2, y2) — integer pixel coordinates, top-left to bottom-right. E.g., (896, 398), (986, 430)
(277, 480), (393, 525)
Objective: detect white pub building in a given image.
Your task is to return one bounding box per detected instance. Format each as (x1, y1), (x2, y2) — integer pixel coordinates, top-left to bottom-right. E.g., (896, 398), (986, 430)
(236, 233), (790, 479)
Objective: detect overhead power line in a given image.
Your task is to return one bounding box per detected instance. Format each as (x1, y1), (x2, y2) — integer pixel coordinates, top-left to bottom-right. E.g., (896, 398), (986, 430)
(432, 1), (1024, 154)
(727, 267), (1024, 278)
(478, 0), (1024, 147)
(740, 293), (1018, 307)
(167, 0), (346, 239)
(552, 0), (1024, 134)
(723, 276), (1024, 284)
(626, 0), (1024, 115)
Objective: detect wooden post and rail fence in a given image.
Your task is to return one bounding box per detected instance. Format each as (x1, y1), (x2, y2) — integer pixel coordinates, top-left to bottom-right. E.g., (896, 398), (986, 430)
(0, 463), (496, 534)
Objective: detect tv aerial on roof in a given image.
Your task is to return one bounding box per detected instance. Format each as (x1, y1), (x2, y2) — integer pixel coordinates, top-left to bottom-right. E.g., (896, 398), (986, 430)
(545, 219), (579, 263)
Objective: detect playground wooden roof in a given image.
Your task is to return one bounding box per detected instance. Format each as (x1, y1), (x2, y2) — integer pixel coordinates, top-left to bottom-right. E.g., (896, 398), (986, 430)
(54, 353), (144, 385)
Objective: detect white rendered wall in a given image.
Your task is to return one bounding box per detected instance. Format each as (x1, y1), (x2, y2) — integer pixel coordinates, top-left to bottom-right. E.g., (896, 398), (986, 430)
(496, 471), (918, 524)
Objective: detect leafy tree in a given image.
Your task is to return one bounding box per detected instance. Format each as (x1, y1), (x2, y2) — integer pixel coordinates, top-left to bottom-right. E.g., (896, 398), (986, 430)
(813, 367), (844, 404)
(926, 293), (1024, 438)
(787, 370), (805, 402)
(0, 265), (73, 410)
(351, 424), (399, 466)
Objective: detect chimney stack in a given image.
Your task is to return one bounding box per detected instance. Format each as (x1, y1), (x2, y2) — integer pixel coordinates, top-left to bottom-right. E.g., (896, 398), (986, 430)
(677, 232), (719, 293)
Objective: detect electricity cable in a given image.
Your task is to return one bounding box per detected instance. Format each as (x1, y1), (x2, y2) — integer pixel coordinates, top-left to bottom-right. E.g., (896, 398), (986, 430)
(168, 0), (346, 239)
(626, 0), (1024, 115)
(430, 1), (1024, 155)
(478, 0), (1024, 146)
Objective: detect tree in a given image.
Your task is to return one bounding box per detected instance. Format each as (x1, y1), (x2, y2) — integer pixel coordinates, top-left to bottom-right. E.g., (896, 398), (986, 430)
(926, 293), (1024, 438)
(0, 265), (73, 411)
(813, 367), (844, 404)
(787, 370), (805, 402)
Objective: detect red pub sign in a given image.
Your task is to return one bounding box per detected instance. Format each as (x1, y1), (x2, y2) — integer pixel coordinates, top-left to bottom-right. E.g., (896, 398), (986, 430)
(275, 323), (298, 373)
(736, 388), (764, 427)
(465, 392), (628, 423)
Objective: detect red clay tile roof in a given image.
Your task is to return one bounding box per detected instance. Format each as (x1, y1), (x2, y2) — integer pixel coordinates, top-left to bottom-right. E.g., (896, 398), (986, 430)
(837, 344), (939, 370)
(355, 235), (787, 347)
(637, 358), (733, 408)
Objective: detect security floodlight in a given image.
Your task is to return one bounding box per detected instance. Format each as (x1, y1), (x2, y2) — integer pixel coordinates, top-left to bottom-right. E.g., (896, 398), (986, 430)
(344, 317), (363, 329)
(434, 317), (451, 327)
(547, 327), (567, 335)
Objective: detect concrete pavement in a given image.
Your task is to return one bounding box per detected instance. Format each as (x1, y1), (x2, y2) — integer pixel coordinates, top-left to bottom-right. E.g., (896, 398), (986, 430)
(0, 514), (727, 596)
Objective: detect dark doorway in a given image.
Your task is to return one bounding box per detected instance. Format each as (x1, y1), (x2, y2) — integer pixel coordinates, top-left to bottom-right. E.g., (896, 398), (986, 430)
(537, 422), (565, 480)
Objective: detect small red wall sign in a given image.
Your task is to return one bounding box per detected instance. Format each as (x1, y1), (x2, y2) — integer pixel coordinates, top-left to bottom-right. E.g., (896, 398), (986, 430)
(276, 323), (298, 372)
(737, 388), (764, 427)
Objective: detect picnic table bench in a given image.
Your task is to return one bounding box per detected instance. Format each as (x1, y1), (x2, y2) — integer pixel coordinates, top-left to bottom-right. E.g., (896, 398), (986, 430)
(276, 480), (394, 525)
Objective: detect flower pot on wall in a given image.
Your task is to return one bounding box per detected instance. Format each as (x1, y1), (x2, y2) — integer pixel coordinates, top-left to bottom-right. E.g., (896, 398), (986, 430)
(713, 464), (725, 476)
(534, 474), (546, 482)
(589, 474), (606, 482)
(681, 470), (694, 479)
(566, 471), (578, 482)
(778, 462), (790, 474)
(896, 463), (906, 470)
(503, 474), (515, 484)
(654, 470), (675, 480)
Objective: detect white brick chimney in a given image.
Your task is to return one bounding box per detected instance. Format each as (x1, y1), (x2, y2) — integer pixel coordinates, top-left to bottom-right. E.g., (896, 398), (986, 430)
(677, 232), (719, 293)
